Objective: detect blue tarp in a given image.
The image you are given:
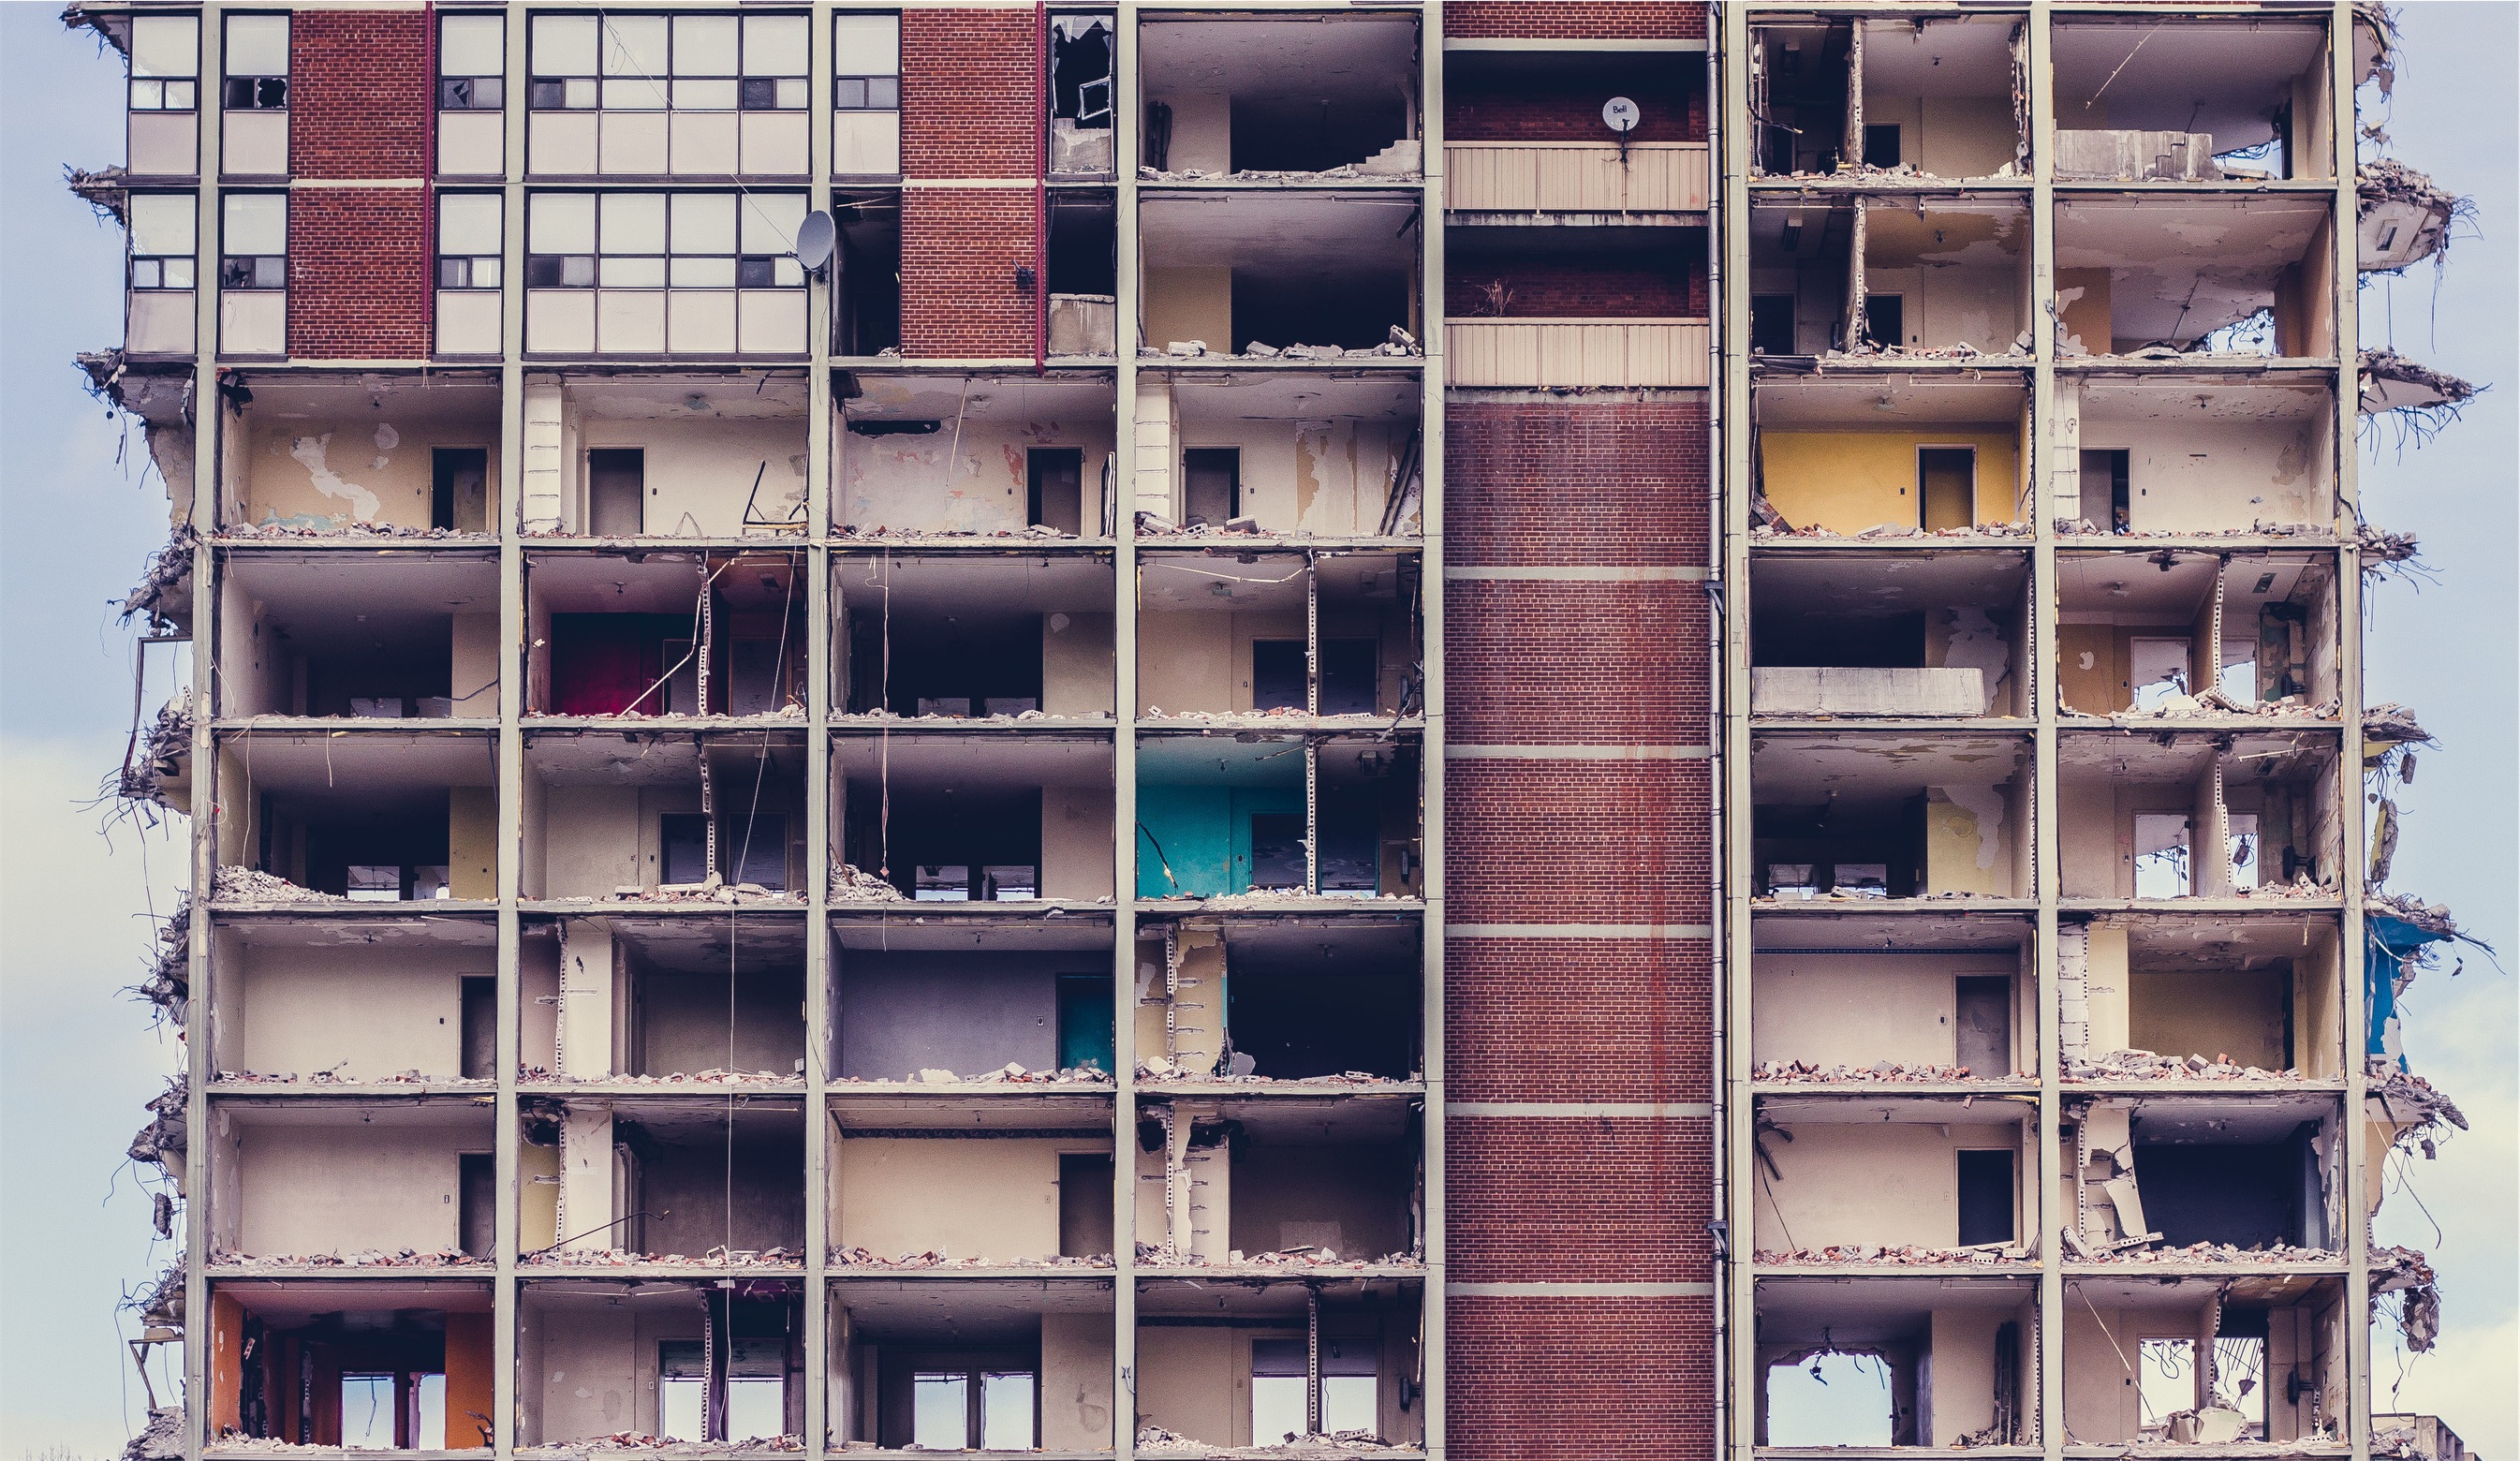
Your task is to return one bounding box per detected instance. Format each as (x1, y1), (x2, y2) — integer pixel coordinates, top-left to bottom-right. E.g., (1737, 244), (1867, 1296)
(2365, 914), (2453, 1066)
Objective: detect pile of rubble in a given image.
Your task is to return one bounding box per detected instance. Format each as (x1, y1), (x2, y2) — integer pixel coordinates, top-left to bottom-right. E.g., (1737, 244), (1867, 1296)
(1138, 1426), (1407, 1456)
(2056, 519), (2340, 541)
(607, 878), (803, 906)
(1142, 705), (1338, 723)
(522, 1067), (801, 1085)
(2064, 1239), (2336, 1266)
(1140, 326), (1422, 362)
(137, 905), (188, 1019)
(212, 1068), (479, 1086)
(2370, 1067), (2468, 1160)
(830, 863), (908, 901)
(1755, 1244), (2032, 1265)
(833, 523), (1081, 541)
(518, 1436), (803, 1457)
(522, 1246), (804, 1268)
(119, 524), (196, 627)
(210, 866), (344, 906)
(852, 1061), (1115, 1085)
(2357, 524), (2422, 563)
(828, 1247), (1113, 1270)
(127, 1074), (185, 1177)
(209, 1247), (486, 1270)
(2360, 348), (2479, 414)
(1749, 521), (2034, 542)
(2074, 688), (2338, 721)
(2064, 1050), (2302, 1083)
(1754, 1059), (2020, 1084)
(844, 704), (1068, 723)
(2365, 891), (2462, 938)
(1136, 1244), (1422, 1273)
(118, 692), (194, 807)
(2372, 1245), (2440, 1350)
(2224, 873), (2333, 901)
(218, 520), (492, 542)
(1137, 1055), (1413, 1086)
(122, 1408), (184, 1461)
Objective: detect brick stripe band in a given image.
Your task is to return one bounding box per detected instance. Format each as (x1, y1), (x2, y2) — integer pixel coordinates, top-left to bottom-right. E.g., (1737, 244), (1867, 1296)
(1448, 1102), (1716, 1118)
(1442, 565), (1711, 581)
(1444, 745), (1712, 760)
(1444, 923), (1715, 939)
(1446, 1282), (1717, 1297)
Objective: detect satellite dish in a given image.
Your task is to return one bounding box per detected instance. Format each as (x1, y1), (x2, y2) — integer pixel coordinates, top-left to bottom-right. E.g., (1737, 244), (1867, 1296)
(1602, 96), (1641, 134)
(794, 210), (836, 273)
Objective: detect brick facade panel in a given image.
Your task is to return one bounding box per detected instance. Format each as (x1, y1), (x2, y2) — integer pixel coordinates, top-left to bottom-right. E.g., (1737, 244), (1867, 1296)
(1444, 402), (1710, 567)
(1447, 1296), (1715, 1461)
(899, 188), (1038, 359)
(901, 9), (1039, 178)
(1446, 248), (1708, 320)
(1446, 937), (1711, 1101)
(1445, 582), (1712, 745)
(1443, 761), (1712, 924)
(1449, 1116), (1714, 1281)
(1443, 2), (1707, 42)
(289, 11), (428, 180)
(287, 187), (430, 359)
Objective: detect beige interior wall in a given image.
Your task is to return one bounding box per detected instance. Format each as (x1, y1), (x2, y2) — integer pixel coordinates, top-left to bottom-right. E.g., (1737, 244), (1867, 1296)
(1926, 1306), (2007, 1445)
(223, 943), (472, 1078)
(2056, 267), (2112, 356)
(2297, 922), (2342, 1078)
(2130, 967), (2288, 1068)
(837, 417), (1115, 535)
(1752, 953), (2019, 1070)
(1752, 1122), (2021, 1251)
(834, 1136), (1081, 1260)
(1143, 268), (1232, 354)
(573, 416), (807, 537)
(2080, 413), (2327, 531)
(1042, 787), (1115, 899)
(450, 787), (499, 899)
(2083, 924), (2130, 1054)
(1043, 612), (1116, 714)
(522, 937), (562, 1072)
(451, 612), (501, 716)
(2060, 1301), (2149, 1440)
(1176, 419), (1412, 537)
(1923, 783), (2016, 895)
(1148, 89), (1231, 172)
(542, 786), (643, 897)
(216, 575), (289, 716)
(235, 1124), (465, 1255)
(1136, 1326), (1244, 1447)
(1041, 1311), (1116, 1449)
(1135, 609), (1305, 714)
(238, 419), (499, 532)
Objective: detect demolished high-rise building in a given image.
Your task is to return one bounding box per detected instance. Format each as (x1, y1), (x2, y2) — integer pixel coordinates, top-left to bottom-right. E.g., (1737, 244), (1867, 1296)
(67, 2), (2476, 1459)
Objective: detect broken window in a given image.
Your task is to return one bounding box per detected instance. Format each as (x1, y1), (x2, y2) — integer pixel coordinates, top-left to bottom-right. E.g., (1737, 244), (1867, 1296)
(435, 13), (503, 112)
(519, 1281), (803, 1445)
(125, 13), (200, 175)
(1754, 1277), (2034, 1447)
(523, 190), (808, 355)
(1050, 14), (1115, 175)
(219, 191), (286, 288)
(222, 13), (288, 111)
(2054, 19), (2336, 181)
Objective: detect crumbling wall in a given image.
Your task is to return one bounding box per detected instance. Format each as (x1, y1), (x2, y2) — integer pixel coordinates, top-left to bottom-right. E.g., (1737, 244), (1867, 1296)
(233, 414), (488, 533)
(838, 417), (1116, 535)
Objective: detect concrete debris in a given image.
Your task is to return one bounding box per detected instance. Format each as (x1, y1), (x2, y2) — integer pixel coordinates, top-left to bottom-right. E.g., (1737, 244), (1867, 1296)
(2225, 873), (2332, 900)
(2369, 1066), (2467, 1134)
(1754, 1244), (2033, 1265)
(845, 705), (1077, 723)
(211, 865), (346, 905)
(829, 1247), (1113, 1270)
(210, 1247), (487, 1269)
(122, 1409), (185, 1461)
(219, 520), (492, 542)
(2357, 524), (2422, 564)
(1137, 155), (1422, 184)
(2071, 1240), (2336, 1266)
(1138, 1056), (1417, 1087)
(1754, 1059), (2023, 1083)
(833, 523), (1081, 541)
(2365, 891), (2461, 939)
(2071, 689), (2336, 722)
(2357, 158), (2463, 271)
(1824, 340), (2031, 364)
(599, 876), (796, 901)
(2058, 519), (2340, 542)
(1137, 1428), (1407, 1456)
(2094, 1441), (2341, 1460)
(516, 1437), (803, 1456)
(829, 863), (909, 900)
(2064, 1049), (2302, 1084)
(522, 1247), (803, 1268)
(119, 691), (193, 805)
(2371, 1245), (2439, 1351)
(890, 1061), (1114, 1085)
(1134, 1244), (1422, 1274)
(2359, 349), (2479, 415)
(119, 524), (196, 627)
(526, 703), (806, 723)
(1142, 707), (1379, 726)
(521, 1067), (802, 1086)
(1750, 522), (2033, 542)
(65, 162), (129, 223)
(127, 1075), (186, 1171)
(213, 1068), (485, 1086)
(1137, 337), (1421, 363)
(2363, 703), (2433, 749)
(138, 908), (188, 1017)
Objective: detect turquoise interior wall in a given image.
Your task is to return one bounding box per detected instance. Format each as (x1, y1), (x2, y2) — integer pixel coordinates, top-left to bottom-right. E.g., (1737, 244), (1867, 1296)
(1135, 783), (1302, 897)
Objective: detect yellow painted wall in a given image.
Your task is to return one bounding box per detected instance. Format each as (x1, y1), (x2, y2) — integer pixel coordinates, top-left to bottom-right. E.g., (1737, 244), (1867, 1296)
(1137, 1326), (1245, 1447)
(2129, 968), (2287, 1068)
(1760, 428), (2022, 533)
(1144, 267), (1232, 354)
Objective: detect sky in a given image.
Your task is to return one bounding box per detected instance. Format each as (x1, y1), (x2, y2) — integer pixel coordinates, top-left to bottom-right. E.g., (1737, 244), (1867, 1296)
(1, 5), (2512, 1457)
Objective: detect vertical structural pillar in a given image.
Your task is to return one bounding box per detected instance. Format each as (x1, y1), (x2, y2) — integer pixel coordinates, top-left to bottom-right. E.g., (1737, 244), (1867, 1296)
(494, 7), (531, 1453)
(2026, 7), (2066, 1458)
(1112, 7), (1142, 1454)
(183, 13), (227, 1456)
(803, 7), (837, 1451)
(1715, 6), (1758, 1460)
(2329, 5), (2370, 1455)
(1416, 7), (1446, 1456)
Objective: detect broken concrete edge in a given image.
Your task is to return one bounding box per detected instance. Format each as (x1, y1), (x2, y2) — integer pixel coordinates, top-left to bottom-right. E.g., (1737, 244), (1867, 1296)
(1137, 1425), (1409, 1455)
(2360, 702), (2434, 749)
(65, 163), (129, 226)
(59, 2), (129, 58)
(119, 524), (196, 627)
(2358, 348), (2483, 414)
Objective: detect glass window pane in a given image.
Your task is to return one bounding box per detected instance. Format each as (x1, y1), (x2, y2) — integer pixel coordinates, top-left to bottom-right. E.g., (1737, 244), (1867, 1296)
(601, 15), (669, 78)
(744, 16), (809, 77)
(164, 258), (196, 288)
(867, 76), (900, 111)
(224, 193), (287, 254)
(671, 192), (738, 255)
(131, 77), (166, 109)
(671, 256), (737, 288)
(166, 80), (199, 110)
(529, 192), (597, 254)
(832, 77), (866, 110)
(564, 76), (600, 110)
(673, 15), (739, 77)
(472, 257), (501, 288)
(726, 1378), (784, 1440)
(533, 15), (599, 78)
(658, 1377), (706, 1441)
(912, 1375), (969, 1451)
(980, 1373), (1036, 1451)
(132, 258), (163, 288)
(440, 193), (502, 256)
(600, 192), (668, 253)
(130, 194), (198, 255)
(602, 76), (668, 111)
(832, 14), (901, 77)
(600, 255), (667, 289)
(672, 78), (740, 111)
(415, 1374), (446, 1450)
(772, 256), (804, 288)
(131, 15), (199, 79)
(440, 15), (504, 78)
(1250, 1376), (1306, 1447)
(339, 1376), (394, 1449)
(738, 192), (806, 256)
(225, 15), (289, 77)
(1321, 1376), (1377, 1435)
(774, 77), (809, 111)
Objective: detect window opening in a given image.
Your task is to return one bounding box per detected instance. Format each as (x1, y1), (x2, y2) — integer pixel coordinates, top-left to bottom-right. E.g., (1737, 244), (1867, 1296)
(1864, 293), (1905, 351)
(2078, 448), (2129, 533)
(587, 448), (645, 537)
(1953, 975), (2011, 1075)
(1749, 294), (1796, 355)
(437, 194), (503, 290)
(2128, 638), (2191, 710)
(220, 193), (287, 289)
(1955, 1148), (2016, 1245)
(1028, 448), (1084, 534)
(433, 448), (489, 533)
(438, 14), (505, 110)
(129, 15), (199, 112)
(2138, 1338), (2198, 1430)
(833, 14), (903, 111)
(1864, 123), (1902, 169)
(128, 194), (197, 290)
(1917, 446), (1972, 530)
(2132, 813), (2192, 898)
(223, 14), (288, 111)
(1184, 449), (1241, 527)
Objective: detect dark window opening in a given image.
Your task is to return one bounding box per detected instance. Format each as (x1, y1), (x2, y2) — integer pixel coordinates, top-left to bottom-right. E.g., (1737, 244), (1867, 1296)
(1184, 449), (1240, 527)
(832, 194), (902, 357)
(2132, 1130), (2323, 1249)
(1058, 1152), (1114, 1257)
(1956, 1148), (2016, 1245)
(1918, 446), (1974, 531)
(1864, 293), (1905, 351)
(662, 814), (711, 886)
(460, 977), (498, 1079)
(846, 786), (1042, 901)
(587, 449), (643, 537)
(1056, 973), (1114, 1073)
(1752, 611), (1927, 670)
(1953, 976), (2012, 1077)
(459, 1153), (495, 1257)
(1247, 812), (1306, 891)
(1319, 640), (1378, 716)
(1028, 448), (1084, 535)
(1050, 18), (1113, 127)
(845, 609), (1044, 716)
(1864, 123), (1903, 170)
(1749, 293), (1796, 355)
(433, 448), (489, 533)
(2079, 448), (2130, 534)
(1317, 801), (1378, 896)
(1252, 641), (1306, 712)
(1227, 969), (1415, 1079)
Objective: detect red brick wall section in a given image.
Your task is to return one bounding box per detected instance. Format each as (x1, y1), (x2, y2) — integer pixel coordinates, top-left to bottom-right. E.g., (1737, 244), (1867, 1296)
(1449, 1117), (1714, 1280)
(1446, 250), (1707, 319)
(901, 8), (1040, 179)
(1444, 1), (1706, 42)
(899, 188), (1038, 358)
(1446, 73), (1706, 143)
(1447, 938), (1713, 1102)
(288, 11), (428, 180)
(1447, 1297), (1716, 1461)
(1446, 582), (1711, 744)
(1444, 402), (1712, 566)
(287, 187), (430, 359)
(1444, 760), (1712, 924)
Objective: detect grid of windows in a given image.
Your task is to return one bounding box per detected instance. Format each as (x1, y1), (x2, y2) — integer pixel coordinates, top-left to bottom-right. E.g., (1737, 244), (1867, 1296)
(524, 190), (806, 355)
(127, 194), (198, 289)
(831, 12), (902, 175)
(220, 193), (287, 289)
(527, 13), (810, 176)
(127, 15), (199, 111)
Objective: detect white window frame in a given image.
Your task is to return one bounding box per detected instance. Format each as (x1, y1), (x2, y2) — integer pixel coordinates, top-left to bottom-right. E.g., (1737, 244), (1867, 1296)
(528, 13), (809, 114)
(436, 193), (504, 290)
(128, 14), (200, 113)
(219, 191), (287, 290)
(437, 12), (507, 111)
(128, 193), (199, 290)
(221, 12), (290, 111)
